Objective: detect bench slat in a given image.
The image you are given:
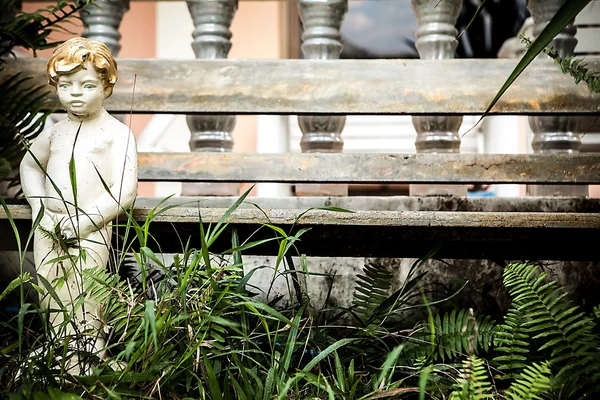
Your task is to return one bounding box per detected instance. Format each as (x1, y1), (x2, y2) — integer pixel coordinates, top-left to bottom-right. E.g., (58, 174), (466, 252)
(2, 205), (598, 260)
(4, 58), (599, 115)
(138, 152), (600, 184)
(4, 205), (598, 227)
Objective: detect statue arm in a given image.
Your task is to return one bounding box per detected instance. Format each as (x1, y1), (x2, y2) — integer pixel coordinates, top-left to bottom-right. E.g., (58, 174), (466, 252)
(77, 129), (138, 238)
(19, 128), (52, 218)
(110, 129), (139, 212)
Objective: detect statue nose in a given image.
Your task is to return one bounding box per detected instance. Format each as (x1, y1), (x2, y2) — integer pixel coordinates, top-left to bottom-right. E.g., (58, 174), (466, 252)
(70, 85), (83, 96)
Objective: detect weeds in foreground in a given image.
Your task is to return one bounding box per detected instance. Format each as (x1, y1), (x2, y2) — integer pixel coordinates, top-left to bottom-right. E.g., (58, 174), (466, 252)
(1, 120), (599, 397)
(1, 186), (600, 399)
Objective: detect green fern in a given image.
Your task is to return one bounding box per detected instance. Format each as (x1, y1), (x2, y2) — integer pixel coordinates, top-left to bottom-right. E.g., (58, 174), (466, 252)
(350, 259), (430, 329)
(0, 0), (93, 58)
(351, 263), (394, 326)
(500, 263), (600, 397)
(593, 304), (600, 321)
(434, 309), (495, 362)
(504, 361), (552, 400)
(450, 355), (494, 400)
(493, 308), (530, 378)
(412, 309), (496, 363)
(521, 35), (600, 93)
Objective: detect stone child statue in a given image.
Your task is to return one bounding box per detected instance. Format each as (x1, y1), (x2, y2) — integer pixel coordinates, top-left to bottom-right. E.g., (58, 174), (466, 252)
(19, 37), (138, 364)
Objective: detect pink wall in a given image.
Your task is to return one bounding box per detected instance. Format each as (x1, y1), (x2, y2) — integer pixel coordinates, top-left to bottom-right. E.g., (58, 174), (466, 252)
(230, 2), (285, 157)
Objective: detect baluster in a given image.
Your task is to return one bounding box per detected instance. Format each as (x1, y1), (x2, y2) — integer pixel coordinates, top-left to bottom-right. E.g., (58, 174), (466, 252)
(526, 0), (587, 196)
(81, 0), (130, 129)
(81, 0), (130, 56)
(296, 0), (348, 196)
(410, 0), (466, 196)
(183, 0), (238, 196)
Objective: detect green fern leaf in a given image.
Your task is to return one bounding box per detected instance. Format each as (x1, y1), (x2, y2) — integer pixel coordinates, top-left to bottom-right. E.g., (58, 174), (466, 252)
(593, 305), (600, 321)
(493, 308), (530, 378)
(351, 263), (394, 325)
(504, 361), (552, 400)
(450, 355), (495, 399)
(501, 263), (600, 397)
(419, 309), (496, 362)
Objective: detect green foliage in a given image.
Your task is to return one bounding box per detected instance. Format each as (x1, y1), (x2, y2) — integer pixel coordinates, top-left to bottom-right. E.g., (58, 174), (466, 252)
(521, 36), (600, 93)
(421, 309), (496, 362)
(3, 211), (600, 399)
(483, 0), (591, 116)
(499, 263), (600, 397)
(493, 308), (529, 378)
(504, 361), (552, 400)
(450, 355), (494, 400)
(0, 0), (92, 58)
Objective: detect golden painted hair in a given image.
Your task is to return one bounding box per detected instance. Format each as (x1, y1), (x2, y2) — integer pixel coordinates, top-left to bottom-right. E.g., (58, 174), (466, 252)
(47, 37), (118, 97)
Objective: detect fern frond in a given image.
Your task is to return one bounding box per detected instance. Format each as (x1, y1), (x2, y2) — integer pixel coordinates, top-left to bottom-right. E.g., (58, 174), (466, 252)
(0, 0), (94, 58)
(351, 263), (393, 325)
(502, 263), (600, 398)
(411, 309), (496, 363)
(437, 309), (495, 362)
(450, 355), (494, 400)
(504, 361), (552, 400)
(493, 308), (530, 378)
(593, 304), (600, 321)
(521, 35), (600, 93)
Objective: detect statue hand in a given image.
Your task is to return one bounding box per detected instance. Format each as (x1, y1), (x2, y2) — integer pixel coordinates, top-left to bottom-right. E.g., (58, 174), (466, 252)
(76, 220), (97, 239)
(61, 222), (77, 240)
(39, 210), (59, 231)
(61, 216), (97, 239)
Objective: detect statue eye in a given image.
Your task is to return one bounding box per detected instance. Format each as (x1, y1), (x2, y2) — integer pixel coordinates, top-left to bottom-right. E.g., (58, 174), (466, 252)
(84, 84), (95, 90)
(59, 83), (69, 90)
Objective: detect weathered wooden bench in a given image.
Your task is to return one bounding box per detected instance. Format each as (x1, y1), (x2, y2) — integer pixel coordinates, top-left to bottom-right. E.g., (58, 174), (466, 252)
(2, 56), (599, 261)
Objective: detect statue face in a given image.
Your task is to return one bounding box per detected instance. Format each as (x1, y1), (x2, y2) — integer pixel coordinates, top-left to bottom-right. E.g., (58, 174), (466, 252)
(56, 62), (106, 120)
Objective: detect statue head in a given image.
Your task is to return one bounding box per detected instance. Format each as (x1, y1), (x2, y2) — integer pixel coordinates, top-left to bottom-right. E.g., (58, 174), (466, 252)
(47, 37), (118, 97)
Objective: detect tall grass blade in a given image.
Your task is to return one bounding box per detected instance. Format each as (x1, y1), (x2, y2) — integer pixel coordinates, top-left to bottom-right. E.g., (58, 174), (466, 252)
(203, 354), (223, 400)
(231, 227), (242, 269)
(302, 338), (357, 372)
(375, 344), (404, 390)
(456, 0), (488, 41)
(0, 273), (31, 302)
(206, 184), (254, 247)
(482, 0), (591, 117)
(0, 195), (22, 255)
(419, 365), (432, 400)
(280, 307), (303, 379)
(263, 366), (277, 400)
(144, 300), (158, 348)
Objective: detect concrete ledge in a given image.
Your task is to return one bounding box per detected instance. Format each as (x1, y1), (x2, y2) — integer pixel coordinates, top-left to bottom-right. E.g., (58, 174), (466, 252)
(133, 195), (600, 213)
(2, 200), (599, 260)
